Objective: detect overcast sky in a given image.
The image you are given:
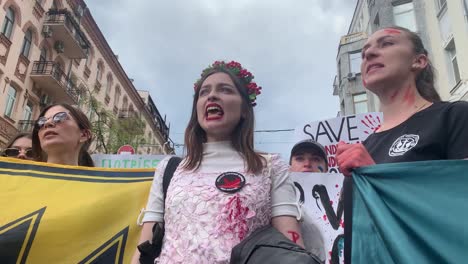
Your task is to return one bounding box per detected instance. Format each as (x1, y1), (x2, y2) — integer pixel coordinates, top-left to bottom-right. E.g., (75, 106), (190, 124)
(86, 0), (356, 158)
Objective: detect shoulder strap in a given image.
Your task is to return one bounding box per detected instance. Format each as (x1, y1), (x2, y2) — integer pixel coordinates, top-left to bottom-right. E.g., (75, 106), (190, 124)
(162, 156), (182, 201)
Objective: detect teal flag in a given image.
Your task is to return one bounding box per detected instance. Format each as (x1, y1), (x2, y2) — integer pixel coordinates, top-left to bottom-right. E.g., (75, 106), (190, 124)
(349, 160), (468, 264)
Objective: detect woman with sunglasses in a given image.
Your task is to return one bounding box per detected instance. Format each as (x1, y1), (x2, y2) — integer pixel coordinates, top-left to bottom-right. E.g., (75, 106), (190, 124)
(133, 61), (304, 263)
(2, 132), (34, 160)
(32, 103), (94, 167)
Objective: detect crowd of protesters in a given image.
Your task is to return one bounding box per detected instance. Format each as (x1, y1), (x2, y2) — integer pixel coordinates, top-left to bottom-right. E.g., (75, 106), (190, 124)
(1, 25), (467, 263)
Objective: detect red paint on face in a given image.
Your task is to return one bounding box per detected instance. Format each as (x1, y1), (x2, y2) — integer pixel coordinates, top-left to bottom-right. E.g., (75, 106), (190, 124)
(390, 90), (399, 102)
(287, 231), (300, 243)
(403, 86), (415, 105)
(384, 28), (401, 35)
(362, 78), (367, 87)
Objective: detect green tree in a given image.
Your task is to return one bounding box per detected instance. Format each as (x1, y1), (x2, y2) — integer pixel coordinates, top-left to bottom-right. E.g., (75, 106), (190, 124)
(79, 83), (146, 154)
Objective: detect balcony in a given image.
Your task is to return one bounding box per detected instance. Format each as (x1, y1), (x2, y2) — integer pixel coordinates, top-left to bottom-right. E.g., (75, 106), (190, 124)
(18, 120), (35, 132)
(0, 33), (12, 66)
(30, 61), (80, 104)
(118, 109), (139, 119)
(43, 9), (90, 58)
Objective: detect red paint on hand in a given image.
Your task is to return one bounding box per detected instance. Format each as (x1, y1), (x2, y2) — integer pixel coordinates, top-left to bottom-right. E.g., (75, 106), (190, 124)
(287, 231), (300, 243)
(361, 114), (382, 134)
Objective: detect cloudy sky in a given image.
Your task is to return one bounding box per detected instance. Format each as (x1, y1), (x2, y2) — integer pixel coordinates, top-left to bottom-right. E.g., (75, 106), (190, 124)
(86, 0), (356, 158)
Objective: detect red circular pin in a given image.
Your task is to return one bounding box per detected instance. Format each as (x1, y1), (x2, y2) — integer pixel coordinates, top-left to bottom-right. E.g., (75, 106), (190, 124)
(215, 172), (246, 193)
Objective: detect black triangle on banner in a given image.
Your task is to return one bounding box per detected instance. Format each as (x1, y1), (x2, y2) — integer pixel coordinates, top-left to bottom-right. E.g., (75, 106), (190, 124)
(79, 226), (129, 264)
(0, 207), (46, 264)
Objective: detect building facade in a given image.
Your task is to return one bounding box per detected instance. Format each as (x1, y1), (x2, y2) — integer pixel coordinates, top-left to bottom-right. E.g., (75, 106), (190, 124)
(334, 0), (378, 116)
(424, 0), (468, 101)
(0, 0), (174, 154)
(334, 0), (468, 115)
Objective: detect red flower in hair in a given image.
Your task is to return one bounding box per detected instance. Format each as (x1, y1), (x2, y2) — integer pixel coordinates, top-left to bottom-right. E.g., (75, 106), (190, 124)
(194, 60), (262, 106)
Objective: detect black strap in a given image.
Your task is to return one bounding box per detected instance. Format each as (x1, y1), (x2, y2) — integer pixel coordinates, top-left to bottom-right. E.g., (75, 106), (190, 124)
(137, 156), (182, 264)
(162, 156), (182, 201)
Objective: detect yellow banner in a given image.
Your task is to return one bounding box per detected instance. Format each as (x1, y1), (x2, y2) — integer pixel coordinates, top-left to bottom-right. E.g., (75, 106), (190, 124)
(0, 157), (154, 263)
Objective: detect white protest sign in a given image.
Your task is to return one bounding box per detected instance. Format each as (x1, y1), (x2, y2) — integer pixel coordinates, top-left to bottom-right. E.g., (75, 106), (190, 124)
(291, 172), (345, 264)
(91, 154), (168, 169)
(295, 112), (383, 172)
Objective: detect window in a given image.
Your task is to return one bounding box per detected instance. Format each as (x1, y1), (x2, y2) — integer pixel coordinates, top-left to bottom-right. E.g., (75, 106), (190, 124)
(114, 86), (121, 106)
(40, 47), (47, 61)
(23, 102), (33, 121)
(436, 0), (447, 11)
(96, 62), (103, 81)
(446, 40), (461, 85)
(21, 29), (33, 58)
(393, 2), (417, 32)
(373, 13), (380, 30)
(85, 48), (93, 67)
(353, 93), (368, 114)
(4, 86), (17, 118)
(122, 96), (128, 111)
(77, 86), (86, 107)
(349, 52), (362, 74)
(464, 0), (468, 21)
(1, 7), (15, 39)
(105, 75), (112, 95)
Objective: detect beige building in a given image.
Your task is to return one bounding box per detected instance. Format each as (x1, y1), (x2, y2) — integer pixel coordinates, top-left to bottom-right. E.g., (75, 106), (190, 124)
(333, 0), (379, 116)
(0, 0), (174, 154)
(424, 0), (468, 101)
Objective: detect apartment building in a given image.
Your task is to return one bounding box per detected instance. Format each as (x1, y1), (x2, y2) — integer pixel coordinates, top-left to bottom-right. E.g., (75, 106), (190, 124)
(0, 0), (174, 154)
(424, 0), (468, 101)
(333, 0), (378, 116)
(334, 0), (468, 116)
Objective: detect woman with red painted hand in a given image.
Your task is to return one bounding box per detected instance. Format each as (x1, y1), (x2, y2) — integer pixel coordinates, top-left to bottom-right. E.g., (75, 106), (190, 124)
(133, 61), (304, 263)
(2, 133), (34, 160)
(337, 26), (468, 176)
(32, 103), (94, 167)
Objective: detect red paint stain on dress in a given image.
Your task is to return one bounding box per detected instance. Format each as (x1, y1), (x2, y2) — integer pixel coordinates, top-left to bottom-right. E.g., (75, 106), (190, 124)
(224, 195), (253, 240)
(323, 215), (327, 221)
(335, 184), (339, 188)
(340, 219), (345, 228)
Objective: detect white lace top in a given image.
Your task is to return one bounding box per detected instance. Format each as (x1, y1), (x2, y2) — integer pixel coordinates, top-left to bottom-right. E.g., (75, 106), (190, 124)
(141, 141), (300, 263)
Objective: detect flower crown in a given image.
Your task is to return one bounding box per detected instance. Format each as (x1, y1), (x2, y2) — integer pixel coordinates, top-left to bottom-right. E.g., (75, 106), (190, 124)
(194, 60), (262, 106)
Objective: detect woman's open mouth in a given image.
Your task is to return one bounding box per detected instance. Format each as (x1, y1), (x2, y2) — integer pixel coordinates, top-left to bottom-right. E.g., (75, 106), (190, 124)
(205, 103), (224, 121)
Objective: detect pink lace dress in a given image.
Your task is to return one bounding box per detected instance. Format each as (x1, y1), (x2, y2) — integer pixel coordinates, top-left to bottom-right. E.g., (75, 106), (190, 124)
(141, 141), (300, 263)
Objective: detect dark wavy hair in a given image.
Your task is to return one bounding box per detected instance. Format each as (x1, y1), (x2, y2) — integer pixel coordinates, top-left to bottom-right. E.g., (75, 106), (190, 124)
(5, 132), (32, 149)
(386, 26), (441, 102)
(32, 103), (94, 167)
(183, 67), (265, 173)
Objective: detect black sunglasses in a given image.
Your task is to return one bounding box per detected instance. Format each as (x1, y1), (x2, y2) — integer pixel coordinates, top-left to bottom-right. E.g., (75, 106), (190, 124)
(36, 112), (70, 130)
(3, 148), (34, 158)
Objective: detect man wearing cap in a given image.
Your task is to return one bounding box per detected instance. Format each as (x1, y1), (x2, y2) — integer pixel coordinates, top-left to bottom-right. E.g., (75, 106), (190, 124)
(289, 139), (328, 262)
(290, 139), (328, 173)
